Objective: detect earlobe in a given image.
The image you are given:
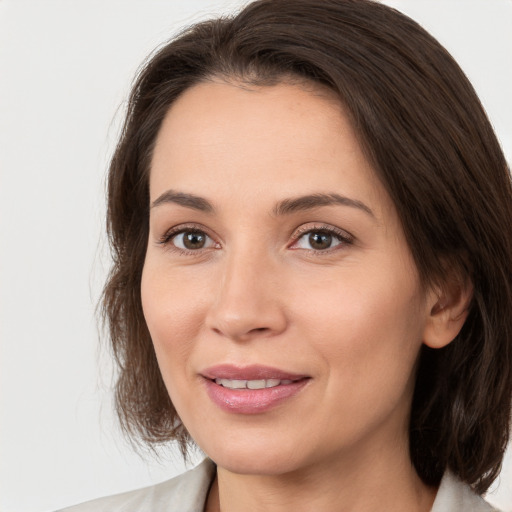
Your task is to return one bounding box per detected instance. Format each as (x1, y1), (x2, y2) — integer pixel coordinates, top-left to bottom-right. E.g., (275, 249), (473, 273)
(422, 278), (473, 349)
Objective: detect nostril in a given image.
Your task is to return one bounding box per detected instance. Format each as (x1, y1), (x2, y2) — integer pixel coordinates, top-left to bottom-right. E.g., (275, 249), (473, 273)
(207, 304), (287, 340)
(248, 327), (271, 335)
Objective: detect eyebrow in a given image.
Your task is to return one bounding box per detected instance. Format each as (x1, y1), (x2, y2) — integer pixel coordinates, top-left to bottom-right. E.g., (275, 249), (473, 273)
(273, 193), (375, 218)
(151, 190), (374, 218)
(151, 190), (214, 212)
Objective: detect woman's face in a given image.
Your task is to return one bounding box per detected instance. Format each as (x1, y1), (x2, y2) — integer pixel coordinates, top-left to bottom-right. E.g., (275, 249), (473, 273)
(142, 80), (433, 475)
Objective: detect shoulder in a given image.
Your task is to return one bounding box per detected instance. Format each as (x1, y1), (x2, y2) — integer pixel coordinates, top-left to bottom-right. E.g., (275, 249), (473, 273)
(432, 471), (500, 512)
(56, 458), (216, 512)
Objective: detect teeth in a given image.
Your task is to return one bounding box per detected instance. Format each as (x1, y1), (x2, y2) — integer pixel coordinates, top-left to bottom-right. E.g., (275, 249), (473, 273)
(229, 379), (247, 389)
(214, 378), (293, 389)
(247, 379), (266, 389)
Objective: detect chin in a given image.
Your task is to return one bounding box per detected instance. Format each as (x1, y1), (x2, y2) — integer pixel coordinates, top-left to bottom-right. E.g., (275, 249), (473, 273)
(199, 433), (311, 476)
(213, 453), (302, 477)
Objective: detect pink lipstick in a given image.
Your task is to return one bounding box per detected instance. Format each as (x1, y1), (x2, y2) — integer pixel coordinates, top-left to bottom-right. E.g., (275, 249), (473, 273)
(201, 364), (310, 414)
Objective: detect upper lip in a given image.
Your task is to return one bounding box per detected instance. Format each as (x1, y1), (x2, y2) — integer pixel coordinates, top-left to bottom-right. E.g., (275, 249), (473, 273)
(201, 364), (309, 381)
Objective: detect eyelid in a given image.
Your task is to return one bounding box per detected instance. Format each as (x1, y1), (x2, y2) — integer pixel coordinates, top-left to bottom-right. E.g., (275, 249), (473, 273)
(157, 223), (220, 252)
(289, 223), (354, 251)
(156, 222), (353, 254)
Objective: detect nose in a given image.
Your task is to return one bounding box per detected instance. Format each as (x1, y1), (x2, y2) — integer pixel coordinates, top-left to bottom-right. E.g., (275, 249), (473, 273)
(205, 247), (288, 342)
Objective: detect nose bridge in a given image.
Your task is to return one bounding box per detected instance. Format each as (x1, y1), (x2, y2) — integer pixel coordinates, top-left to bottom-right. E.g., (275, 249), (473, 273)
(206, 240), (286, 340)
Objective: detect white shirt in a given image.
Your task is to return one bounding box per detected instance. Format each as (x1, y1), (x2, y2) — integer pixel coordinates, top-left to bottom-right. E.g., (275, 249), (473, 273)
(57, 459), (499, 512)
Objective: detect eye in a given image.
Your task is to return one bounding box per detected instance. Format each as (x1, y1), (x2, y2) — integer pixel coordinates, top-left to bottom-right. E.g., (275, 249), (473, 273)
(175, 231), (211, 250)
(291, 226), (353, 251)
(296, 230), (340, 250)
(161, 228), (217, 251)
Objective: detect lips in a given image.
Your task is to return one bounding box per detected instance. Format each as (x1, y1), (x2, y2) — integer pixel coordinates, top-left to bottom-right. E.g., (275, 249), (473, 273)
(215, 378), (293, 389)
(201, 364), (307, 381)
(201, 364), (310, 414)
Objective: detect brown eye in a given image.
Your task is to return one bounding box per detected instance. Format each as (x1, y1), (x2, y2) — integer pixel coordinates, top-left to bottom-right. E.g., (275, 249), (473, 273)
(171, 230), (214, 251)
(183, 232), (206, 249)
(308, 231), (333, 250)
(292, 227), (351, 252)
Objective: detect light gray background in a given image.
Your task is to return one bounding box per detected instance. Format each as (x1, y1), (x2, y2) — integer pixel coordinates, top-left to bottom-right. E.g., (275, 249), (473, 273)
(1, 1), (511, 511)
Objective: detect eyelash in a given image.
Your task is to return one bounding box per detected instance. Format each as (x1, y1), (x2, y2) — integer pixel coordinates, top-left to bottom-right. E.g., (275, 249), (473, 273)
(290, 224), (354, 253)
(158, 223), (354, 255)
(158, 224), (218, 255)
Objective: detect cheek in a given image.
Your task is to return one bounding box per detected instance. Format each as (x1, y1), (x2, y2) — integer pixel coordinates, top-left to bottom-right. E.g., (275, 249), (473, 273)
(296, 258), (423, 336)
(292, 258), (425, 390)
(140, 261), (209, 380)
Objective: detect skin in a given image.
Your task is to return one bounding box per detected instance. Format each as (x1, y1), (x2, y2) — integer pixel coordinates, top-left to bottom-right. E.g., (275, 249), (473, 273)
(141, 80), (470, 511)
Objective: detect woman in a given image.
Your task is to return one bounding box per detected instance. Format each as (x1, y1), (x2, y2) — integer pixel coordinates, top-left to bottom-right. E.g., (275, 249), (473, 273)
(60, 0), (512, 510)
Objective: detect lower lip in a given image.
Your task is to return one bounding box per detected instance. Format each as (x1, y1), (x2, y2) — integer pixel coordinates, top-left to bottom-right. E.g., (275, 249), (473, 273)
(204, 378), (309, 414)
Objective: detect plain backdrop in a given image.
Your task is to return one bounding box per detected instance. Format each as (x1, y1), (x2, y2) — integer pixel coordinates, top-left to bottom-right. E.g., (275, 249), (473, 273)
(0, 1), (511, 511)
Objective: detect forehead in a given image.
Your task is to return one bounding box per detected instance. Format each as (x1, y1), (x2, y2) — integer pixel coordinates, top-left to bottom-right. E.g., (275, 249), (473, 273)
(149, 80), (389, 217)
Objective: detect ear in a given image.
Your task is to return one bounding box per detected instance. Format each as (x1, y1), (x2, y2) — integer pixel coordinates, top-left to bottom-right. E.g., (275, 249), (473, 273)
(422, 276), (473, 349)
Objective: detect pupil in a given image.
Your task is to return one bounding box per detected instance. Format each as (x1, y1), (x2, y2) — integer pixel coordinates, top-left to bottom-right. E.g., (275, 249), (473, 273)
(184, 232), (205, 249)
(309, 231), (332, 250)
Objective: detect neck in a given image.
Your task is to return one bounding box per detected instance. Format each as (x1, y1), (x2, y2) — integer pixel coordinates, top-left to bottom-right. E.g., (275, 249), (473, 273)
(205, 435), (437, 512)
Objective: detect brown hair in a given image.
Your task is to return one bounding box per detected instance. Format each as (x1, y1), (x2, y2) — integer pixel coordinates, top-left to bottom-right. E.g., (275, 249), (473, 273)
(102, 0), (512, 493)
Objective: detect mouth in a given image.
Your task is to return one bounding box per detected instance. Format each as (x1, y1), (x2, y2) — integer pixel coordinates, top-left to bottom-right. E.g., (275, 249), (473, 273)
(201, 363), (308, 381)
(213, 378), (295, 389)
(200, 364), (310, 414)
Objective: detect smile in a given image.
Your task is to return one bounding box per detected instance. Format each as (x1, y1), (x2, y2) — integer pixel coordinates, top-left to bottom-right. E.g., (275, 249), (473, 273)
(214, 378), (294, 389)
(201, 364), (310, 414)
